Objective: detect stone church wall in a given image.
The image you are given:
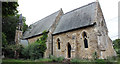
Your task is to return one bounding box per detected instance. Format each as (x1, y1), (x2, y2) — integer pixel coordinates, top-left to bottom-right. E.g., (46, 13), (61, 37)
(53, 26), (100, 59)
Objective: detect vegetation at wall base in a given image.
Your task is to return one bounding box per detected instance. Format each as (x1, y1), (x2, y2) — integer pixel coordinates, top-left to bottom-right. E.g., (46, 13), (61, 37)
(3, 30), (47, 60)
(22, 30), (47, 60)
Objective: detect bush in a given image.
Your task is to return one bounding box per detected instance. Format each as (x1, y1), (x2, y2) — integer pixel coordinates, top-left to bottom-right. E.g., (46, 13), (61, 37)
(92, 51), (98, 60)
(29, 43), (44, 60)
(70, 58), (81, 63)
(21, 31), (47, 60)
(3, 44), (24, 58)
(21, 46), (30, 59)
(3, 45), (14, 58)
(56, 57), (64, 62)
(49, 55), (64, 62)
(22, 43), (47, 60)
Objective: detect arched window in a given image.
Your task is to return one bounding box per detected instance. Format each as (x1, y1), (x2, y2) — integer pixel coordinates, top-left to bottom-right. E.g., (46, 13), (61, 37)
(57, 38), (60, 49)
(101, 21), (104, 26)
(82, 31), (88, 48)
(83, 32), (87, 38)
(84, 38), (88, 48)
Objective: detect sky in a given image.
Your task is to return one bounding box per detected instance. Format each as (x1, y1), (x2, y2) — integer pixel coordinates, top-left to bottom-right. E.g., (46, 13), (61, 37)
(18, 0), (119, 40)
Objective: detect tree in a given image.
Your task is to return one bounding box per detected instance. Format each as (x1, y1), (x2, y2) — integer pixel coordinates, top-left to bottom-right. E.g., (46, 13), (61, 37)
(2, 32), (7, 47)
(2, 2), (19, 17)
(2, 2), (19, 44)
(2, 2), (28, 44)
(2, 16), (19, 44)
(22, 17), (28, 33)
(113, 39), (120, 56)
(2, 2), (28, 59)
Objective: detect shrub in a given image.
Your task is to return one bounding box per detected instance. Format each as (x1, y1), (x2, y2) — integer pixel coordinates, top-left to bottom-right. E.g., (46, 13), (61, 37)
(3, 45), (14, 58)
(56, 57), (64, 62)
(49, 55), (64, 62)
(21, 30), (47, 60)
(49, 55), (57, 62)
(106, 56), (117, 61)
(29, 43), (44, 60)
(70, 58), (81, 63)
(92, 51), (98, 60)
(3, 44), (24, 58)
(21, 46), (30, 59)
(22, 43), (45, 60)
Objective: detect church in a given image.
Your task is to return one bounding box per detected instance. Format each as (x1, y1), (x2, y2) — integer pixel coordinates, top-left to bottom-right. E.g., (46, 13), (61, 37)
(15, 1), (116, 59)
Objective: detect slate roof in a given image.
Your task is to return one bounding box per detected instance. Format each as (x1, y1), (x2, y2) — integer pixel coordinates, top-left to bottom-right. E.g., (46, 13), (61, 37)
(23, 10), (61, 39)
(53, 2), (97, 35)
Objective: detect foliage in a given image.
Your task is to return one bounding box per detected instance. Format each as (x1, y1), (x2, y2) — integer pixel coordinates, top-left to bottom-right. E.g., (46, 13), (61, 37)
(95, 59), (105, 62)
(2, 59), (34, 62)
(2, 2), (19, 17)
(70, 58), (81, 63)
(2, 2), (19, 43)
(36, 58), (53, 62)
(3, 44), (24, 58)
(92, 51), (98, 60)
(2, 2), (28, 44)
(22, 31), (47, 60)
(49, 55), (64, 62)
(29, 43), (42, 59)
(21, 45), (30, 59)
(22, 43), (42, 59)
(23, 18), (28, 33)
(3, 58), (52, 62)
(49, 55), (57, 62)
(35, 30), (48, 44)
(113, 39), (120, 57)
(2, 32), (8, 47)
(106, 56), (117, 62)
(2, 16), (19, 44)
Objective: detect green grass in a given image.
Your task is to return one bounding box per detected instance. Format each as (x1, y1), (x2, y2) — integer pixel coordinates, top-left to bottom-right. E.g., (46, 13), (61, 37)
(2, 58), (53, 62)
(2, 59), (34, 62)
(35, 58), (53, 62)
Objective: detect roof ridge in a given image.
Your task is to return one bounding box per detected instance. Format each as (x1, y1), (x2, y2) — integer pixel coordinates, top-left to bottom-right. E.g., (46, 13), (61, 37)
(64, 2), (96, 15)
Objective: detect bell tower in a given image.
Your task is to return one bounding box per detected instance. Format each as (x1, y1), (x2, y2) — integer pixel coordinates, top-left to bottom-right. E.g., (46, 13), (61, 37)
(15, 14), (23, 44)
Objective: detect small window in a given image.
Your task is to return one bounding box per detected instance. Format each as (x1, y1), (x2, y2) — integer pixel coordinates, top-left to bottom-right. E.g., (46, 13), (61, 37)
(83, 32), (87, 38)
(101, 21), (104, 26)
(82, 31), (88, 48)
(84, 38), (88, 48)
(57, 38), (60, 49)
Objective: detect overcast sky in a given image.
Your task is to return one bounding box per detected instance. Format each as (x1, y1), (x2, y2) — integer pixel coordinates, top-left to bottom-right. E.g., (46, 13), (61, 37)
(18, 0), (119, 40)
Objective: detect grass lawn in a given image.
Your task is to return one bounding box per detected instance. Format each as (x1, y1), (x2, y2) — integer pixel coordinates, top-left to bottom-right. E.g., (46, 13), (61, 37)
(3, 59), (34, 62)
(2, 58), (119, 64)
(2, 58), (60, 64)
(2, 58), (52, 62)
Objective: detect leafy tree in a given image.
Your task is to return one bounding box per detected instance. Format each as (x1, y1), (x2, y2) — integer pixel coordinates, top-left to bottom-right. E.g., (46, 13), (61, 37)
(2, 2), (19, 17)
(2, 32), (8, 47)
(22, 17), (28, 33)
(2, 2), (19, 43)
(2, 2), (28, 44)
(2, 16), (19, 44)
(113, 39), (120, 56)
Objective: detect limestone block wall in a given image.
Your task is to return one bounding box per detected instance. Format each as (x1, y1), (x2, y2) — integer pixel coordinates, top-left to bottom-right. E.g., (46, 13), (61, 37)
(53, 26), (99, 59)
(95, 2), (117, 59)
(27, 35), (41, 44)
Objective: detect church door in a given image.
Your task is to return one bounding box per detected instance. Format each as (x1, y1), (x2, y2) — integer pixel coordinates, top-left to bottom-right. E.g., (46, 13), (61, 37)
(67, 43), (71, 58)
